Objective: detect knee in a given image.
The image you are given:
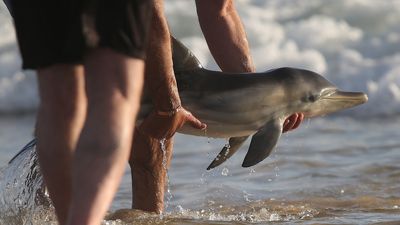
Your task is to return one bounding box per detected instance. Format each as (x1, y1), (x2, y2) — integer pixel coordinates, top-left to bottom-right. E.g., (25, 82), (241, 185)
(76, 133), (123, 158)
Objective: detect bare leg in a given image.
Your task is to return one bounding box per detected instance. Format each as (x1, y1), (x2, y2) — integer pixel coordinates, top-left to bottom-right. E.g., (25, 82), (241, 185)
(66, 48), (144, 225)
(36, 65), (86, 224)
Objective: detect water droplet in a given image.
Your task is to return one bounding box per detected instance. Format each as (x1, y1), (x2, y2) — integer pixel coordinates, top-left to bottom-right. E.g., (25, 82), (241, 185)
(243, 190), (252, 202)
(221, 168), (229, 176)
(176, 205), (185, 212)
(305, 118), (311, 128)
(274, 166), (280, 177)
(159, 138), (167, 168)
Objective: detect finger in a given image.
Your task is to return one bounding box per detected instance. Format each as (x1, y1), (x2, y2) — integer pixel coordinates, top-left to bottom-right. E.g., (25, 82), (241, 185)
(282, 113), (298, 133)
(291, 113), (304, 130)
(186, 112), (207, 130)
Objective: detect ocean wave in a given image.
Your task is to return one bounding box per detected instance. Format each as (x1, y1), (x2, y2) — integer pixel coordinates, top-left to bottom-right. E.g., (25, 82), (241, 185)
(0, 0), (399, 117)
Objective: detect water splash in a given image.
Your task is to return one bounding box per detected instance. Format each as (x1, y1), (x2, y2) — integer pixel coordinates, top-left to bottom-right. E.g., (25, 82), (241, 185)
(166, 201), (320, 223)
(249, 168), (256, 175)
(242, 191), (253, 203)
(159, 138), (173, 212)
(101, 219), (123, 225)
(274, 166), (280, 177)
(0, 140), (55, 225)
(160, 138), (168, 168)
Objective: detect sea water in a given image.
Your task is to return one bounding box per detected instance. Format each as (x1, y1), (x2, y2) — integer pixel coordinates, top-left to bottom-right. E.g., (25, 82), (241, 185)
(1, 0), (400, 224)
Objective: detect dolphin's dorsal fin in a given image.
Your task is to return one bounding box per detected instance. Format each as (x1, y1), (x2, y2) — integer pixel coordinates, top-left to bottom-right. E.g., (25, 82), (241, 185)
(242, 119), (283, 167)
(171, 36), (203, 72)
(206, 136), (249, 170)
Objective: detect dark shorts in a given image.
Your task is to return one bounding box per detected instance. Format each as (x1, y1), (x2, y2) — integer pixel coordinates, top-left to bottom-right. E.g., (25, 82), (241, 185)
(11, 0), (153, 69)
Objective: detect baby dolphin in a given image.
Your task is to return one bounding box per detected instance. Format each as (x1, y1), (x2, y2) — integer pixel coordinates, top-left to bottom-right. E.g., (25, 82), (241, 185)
(10, 38), (368, 171)
(141, 37), (368, 169)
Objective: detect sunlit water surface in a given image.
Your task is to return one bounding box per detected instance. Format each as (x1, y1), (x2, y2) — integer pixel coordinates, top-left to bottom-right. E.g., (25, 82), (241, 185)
(1, 1), (400, 224)
(0, 115), (399, 225)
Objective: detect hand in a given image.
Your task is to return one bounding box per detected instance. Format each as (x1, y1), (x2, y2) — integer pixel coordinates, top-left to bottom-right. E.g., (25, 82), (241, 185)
(138, 107), (207, 139)
(282, 113), (304, 133)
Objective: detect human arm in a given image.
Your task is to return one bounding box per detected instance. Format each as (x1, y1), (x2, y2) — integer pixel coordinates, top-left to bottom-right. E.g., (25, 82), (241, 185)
(129, 0), (205, 213)
(195, 0), (254, 73)
(140, 0), (205, 136)
(195, 0), (303, 132)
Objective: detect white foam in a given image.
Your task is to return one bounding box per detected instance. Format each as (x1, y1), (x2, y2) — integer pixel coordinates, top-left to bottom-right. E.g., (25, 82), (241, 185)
(0, 0), (399, 117)
(0, 2), (39, 114)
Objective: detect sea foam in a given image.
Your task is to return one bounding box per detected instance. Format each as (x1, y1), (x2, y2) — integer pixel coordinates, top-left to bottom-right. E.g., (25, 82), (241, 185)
(1, 0), (399, 117)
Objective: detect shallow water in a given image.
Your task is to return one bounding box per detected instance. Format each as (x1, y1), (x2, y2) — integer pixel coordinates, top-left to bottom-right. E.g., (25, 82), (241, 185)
(0, 115), (399, 224)
(1, 0), (400, 224)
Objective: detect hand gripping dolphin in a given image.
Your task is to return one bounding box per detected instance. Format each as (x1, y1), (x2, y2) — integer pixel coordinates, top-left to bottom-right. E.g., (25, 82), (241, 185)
(138, 37), (368, 170)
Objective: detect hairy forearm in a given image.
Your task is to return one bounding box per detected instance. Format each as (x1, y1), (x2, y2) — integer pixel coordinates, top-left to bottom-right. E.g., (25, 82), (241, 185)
(145, 1), (181, 112)
(130, 1), (177, 213)
(196, 0), (255, 73)
(130, 128), (173, 213)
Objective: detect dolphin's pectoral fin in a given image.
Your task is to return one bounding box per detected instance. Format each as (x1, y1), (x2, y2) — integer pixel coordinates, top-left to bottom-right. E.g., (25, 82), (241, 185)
(242, 119), (283, 167)
(206, 136), (249, 170)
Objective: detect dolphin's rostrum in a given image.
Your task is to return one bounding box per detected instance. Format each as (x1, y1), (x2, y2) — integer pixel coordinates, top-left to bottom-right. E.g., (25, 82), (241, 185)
(142, 37), (367, 169)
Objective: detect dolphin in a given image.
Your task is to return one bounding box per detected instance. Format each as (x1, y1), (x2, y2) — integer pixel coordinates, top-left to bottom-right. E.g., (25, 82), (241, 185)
(139, 37), (368, 170)
(10, 37), (368, 170)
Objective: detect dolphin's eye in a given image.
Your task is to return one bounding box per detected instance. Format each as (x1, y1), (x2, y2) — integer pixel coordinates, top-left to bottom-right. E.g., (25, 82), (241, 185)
(307, 94), (319, 102)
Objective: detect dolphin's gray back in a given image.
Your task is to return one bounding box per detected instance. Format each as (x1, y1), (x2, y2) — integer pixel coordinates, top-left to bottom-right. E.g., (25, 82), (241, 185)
(139, 37), (335, 138)
(139, 38), (308, 138)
